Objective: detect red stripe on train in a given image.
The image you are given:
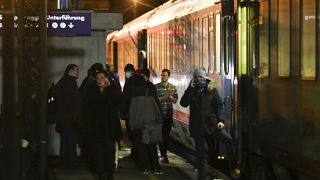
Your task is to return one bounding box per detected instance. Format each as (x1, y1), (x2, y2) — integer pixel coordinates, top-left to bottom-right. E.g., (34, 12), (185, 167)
(173, 109), (189, 124)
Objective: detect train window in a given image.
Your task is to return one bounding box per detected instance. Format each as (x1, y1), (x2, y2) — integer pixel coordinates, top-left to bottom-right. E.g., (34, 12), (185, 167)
(215, 13), (221, 73)
(238, 8), (247, 75)
(147, 34), (150, 68)
(278, 0), (291, 77)
(259, 0), (269, 78)
(153, 33), (156, 70)
(178, 24), (184, 71)
(301, 0), (316, 80)
(149, 32), (154, 69)
(193, 19), (200, 69)
(224, 17), (230, 75)
(154, 32), (157, 70)
(185, 22), (192, 72)
(167, 28), (172, 69)
(159, 31), (163, 70)
(202, 17), (209, 72)
(169, 27), (173, 70)
(209, 17), (214, 73)
(191, 23), (194, 70)
(162, 30), (166, 70)
(133, 41), (137, 67)
(173, 26), (178, 70)
(158, 31), (161, 70)
(163, 30), (166, 69)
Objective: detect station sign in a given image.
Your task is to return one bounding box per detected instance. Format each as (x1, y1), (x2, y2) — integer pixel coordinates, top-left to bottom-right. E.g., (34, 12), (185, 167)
(0, 12), (91, 36)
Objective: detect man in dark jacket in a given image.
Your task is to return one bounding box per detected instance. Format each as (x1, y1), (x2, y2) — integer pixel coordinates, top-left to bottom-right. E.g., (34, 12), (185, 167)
(180, 68), (238, 180)
(55, 64), (82, 165)
(121, 64), (137, 160)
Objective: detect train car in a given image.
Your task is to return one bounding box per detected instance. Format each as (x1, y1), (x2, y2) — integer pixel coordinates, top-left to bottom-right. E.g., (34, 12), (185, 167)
(106, 0), (320, 179)
(237, 0), (320, 179)
(106, 0), (235, 168)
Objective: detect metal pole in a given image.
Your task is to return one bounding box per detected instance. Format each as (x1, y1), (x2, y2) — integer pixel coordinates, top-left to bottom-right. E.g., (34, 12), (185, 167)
(39, 0), (48, 179)
(17, 0), (25, 179)
(2, 0), (20, 179)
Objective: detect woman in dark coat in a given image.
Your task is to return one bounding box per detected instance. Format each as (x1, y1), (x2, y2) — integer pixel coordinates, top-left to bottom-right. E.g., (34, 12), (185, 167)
(87, 70), (121, 180)
(128, 69), (163, 174)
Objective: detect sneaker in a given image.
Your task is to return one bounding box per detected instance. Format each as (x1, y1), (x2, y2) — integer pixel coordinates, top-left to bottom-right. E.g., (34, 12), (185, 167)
(141, 169), (149, 175)
(160, 157), (169, 164)
(153, 169), (164, 175)
(122, 154), (133, 161)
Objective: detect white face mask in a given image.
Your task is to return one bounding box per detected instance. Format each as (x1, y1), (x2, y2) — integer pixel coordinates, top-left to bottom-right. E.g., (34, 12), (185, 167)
(125, 71), (132, 79)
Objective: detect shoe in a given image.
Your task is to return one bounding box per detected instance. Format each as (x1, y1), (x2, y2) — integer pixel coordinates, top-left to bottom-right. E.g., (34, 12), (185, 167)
(123, 154), (133, 160)
(153, 169), (164, 175)
(193, 167), (198, 172)
(160, 156), (169, 164)
(141, 169), (149, 175)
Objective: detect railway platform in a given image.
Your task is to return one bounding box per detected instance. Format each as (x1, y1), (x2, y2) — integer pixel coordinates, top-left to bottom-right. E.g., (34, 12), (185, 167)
(49, 148), (200, 180)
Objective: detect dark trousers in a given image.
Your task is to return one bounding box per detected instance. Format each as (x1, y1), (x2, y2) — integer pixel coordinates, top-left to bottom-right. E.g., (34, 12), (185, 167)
(133, 129), (160, 170)
(92, 141), (115, 176)
(60, 126), (78, 165)
(125, 120), (136, 160)
(159, 117), (173, 158)
(194, 128), (235, 180)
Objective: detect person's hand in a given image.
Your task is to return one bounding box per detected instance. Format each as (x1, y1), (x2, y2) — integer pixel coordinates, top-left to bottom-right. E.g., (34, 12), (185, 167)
(217, 122), (225, 129)
(167, 90), (174, 96)
(163, 92), (169, 100)
(190, 79), (196, 88)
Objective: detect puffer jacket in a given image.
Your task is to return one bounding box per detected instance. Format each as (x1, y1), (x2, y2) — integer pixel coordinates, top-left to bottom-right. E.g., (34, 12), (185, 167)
(180, 78), (224, 137)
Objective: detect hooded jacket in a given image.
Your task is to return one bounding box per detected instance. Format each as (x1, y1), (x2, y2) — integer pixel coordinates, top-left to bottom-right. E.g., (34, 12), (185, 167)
(180, 78), (224, 137)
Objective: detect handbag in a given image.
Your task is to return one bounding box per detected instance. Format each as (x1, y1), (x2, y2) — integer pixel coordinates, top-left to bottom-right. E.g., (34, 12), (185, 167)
(142, 125), (163, 144)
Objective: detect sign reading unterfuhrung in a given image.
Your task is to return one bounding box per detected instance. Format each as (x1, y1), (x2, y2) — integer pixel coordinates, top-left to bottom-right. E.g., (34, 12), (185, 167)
(0, 12), (91, 36)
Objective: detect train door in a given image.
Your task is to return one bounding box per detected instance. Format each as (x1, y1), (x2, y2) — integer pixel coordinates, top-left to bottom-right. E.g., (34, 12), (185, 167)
(138, 29), (147, 69)
(113, 42), (118, 71)
(238, 1), (267, 179)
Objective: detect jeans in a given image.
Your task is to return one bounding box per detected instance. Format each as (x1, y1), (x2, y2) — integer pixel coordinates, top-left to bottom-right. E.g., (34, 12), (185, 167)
(194, 128), (235, 180)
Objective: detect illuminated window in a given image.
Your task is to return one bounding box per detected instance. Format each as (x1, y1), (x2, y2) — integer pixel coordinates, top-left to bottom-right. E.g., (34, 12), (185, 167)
(209, 17), (214, 73)
(193, 19), (200, 69)
(259, 0), (269, 77)
(202, 17), (209, 71)
(301, 0), (316, 80)
(278, 0), (291, 77)
(215, 13), (221, 73)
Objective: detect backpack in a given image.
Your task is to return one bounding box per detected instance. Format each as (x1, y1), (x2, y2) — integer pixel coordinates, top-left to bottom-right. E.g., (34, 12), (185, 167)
(129, 88), (162, 130)
(47, 82), (57, 125)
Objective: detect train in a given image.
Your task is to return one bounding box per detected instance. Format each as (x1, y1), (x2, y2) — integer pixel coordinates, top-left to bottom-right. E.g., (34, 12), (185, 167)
(106, 0), (320, 179)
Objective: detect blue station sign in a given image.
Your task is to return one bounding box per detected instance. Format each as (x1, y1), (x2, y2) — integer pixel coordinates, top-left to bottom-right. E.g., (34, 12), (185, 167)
(0, 12), (91, 36)
(47, 12), (91, 36)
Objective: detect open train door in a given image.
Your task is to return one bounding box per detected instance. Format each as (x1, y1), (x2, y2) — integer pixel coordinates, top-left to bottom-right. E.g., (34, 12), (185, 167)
(237, 1), (264, 179)
(138, 29), (147, 69)
(113, 41), (118, 71)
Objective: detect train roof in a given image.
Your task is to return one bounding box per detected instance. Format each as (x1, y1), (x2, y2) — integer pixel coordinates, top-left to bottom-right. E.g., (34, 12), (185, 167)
(106, 30), (119, 41)
(113, 0), (220, 38)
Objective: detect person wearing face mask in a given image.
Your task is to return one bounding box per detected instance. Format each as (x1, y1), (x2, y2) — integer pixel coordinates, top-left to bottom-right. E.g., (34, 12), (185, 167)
(121, 63), (138, 161)
(180, 67), (238, 180)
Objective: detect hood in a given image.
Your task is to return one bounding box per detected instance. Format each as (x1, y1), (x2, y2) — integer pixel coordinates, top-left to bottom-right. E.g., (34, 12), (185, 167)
(206, 78), (217, 92)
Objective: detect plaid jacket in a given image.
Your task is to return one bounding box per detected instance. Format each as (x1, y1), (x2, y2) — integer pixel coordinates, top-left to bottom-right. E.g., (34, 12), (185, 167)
(155, 82), (178, 119)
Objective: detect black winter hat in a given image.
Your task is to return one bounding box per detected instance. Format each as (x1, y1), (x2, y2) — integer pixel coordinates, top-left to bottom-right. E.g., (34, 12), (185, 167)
(124, 64), (135, 72)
